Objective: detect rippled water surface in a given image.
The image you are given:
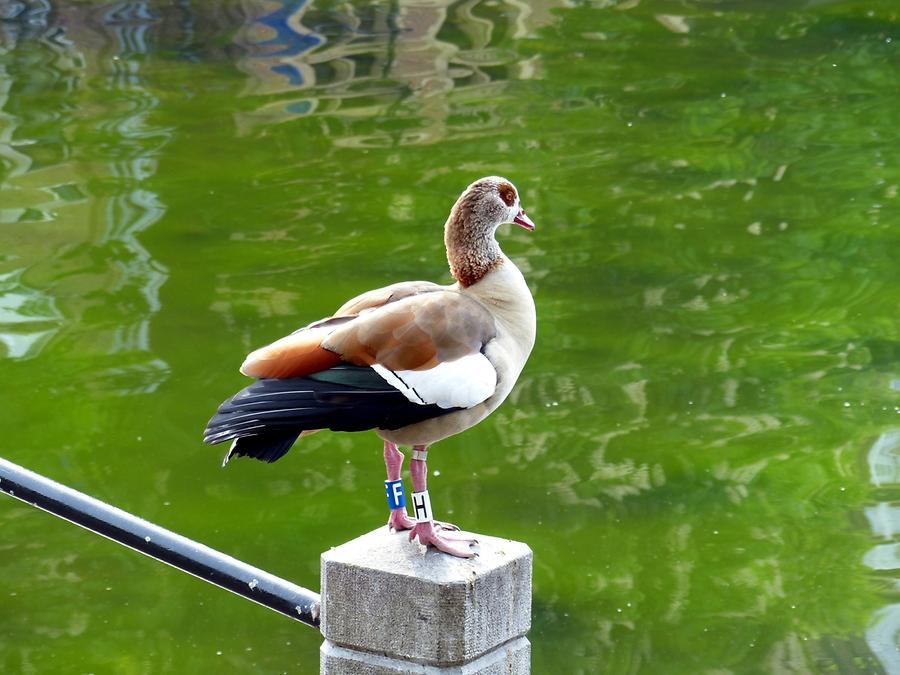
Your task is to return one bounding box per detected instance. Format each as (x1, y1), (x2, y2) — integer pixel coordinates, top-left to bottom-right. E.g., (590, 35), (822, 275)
(2, 1), (899, 672)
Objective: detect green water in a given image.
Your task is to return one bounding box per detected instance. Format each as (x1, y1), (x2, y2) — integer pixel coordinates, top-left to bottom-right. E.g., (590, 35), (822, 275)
(1, 1), (899, 672)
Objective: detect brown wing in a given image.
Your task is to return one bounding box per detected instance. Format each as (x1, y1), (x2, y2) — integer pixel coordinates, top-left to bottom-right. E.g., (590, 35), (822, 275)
(333, 280), (445, 317)
(323, 291), (496, 371)
(239, 325), (342, 378)
(239, 280), (468, 379)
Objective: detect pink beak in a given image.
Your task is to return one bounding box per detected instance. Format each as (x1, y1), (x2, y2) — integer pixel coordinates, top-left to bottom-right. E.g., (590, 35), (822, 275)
(513, 208), (535, 231)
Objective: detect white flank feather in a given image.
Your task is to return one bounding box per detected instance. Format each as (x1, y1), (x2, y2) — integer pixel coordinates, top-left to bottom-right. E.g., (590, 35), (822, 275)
(372, 353), (497, 409)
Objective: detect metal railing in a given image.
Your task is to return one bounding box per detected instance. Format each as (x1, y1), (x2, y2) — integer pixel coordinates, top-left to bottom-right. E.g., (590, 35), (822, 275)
(0, 456), (320, 627)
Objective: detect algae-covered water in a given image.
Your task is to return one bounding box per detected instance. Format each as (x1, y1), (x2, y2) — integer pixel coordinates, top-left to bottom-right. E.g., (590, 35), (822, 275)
(1, 1), (899, 672)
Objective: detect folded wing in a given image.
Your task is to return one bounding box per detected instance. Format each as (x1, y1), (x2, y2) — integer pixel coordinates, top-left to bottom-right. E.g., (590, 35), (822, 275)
(241, 286), (499, 409)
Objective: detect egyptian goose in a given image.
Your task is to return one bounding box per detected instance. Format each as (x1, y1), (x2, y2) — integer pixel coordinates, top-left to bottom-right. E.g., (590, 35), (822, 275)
(203, 176), (536, 557)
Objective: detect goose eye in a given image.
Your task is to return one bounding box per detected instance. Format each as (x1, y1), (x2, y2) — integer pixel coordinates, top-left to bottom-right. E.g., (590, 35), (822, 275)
(498, 182), (516, 207)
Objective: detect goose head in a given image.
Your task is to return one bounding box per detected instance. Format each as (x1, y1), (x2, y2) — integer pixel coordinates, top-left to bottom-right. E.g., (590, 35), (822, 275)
(444, 176), (535, 287)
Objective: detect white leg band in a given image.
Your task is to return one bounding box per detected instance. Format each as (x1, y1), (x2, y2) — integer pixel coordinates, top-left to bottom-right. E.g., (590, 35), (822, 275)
(411, 449), (428, 462)
(411, 490), (433, 523)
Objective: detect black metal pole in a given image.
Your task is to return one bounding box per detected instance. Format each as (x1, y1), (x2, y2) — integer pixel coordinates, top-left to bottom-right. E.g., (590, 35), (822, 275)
(0, 456), (320, 628)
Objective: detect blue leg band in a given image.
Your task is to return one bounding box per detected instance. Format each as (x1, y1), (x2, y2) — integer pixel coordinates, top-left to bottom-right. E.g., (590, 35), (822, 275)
(385, 479), (406, 510)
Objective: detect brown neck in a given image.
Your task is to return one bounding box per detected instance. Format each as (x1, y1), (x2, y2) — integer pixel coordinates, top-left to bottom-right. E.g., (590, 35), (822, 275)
(444, 204), (502, 287)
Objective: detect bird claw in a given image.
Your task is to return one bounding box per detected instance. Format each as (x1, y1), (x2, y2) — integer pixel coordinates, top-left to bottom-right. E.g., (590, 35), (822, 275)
(434, 529), (477, 543)
(387, 509), (416, 532)
(387, 510), (462, 535)
(409, 521), (477, 558)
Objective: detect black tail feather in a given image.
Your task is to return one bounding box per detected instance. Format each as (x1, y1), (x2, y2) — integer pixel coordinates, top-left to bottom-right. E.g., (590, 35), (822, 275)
(223, 432), (299, 465)
(204, 365), (457, 464)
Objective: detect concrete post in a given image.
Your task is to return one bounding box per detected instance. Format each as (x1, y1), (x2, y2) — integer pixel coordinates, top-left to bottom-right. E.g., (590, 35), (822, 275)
(320, 528), (532, 674)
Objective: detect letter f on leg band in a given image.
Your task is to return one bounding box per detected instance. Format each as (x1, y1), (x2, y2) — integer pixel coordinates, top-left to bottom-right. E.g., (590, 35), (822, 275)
(385, 479), (406, 509)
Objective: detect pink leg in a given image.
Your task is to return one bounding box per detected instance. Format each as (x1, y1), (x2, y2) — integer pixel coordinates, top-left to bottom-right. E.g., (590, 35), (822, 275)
(384, 441), (415, 532)
(408, 445), (477, 558)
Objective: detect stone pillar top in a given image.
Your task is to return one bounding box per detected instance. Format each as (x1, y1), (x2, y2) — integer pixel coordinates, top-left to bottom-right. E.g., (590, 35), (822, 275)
(321, 527), (532, 668)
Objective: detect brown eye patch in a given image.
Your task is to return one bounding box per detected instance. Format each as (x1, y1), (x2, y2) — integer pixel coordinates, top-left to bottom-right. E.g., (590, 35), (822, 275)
(498, 182), (516, 207)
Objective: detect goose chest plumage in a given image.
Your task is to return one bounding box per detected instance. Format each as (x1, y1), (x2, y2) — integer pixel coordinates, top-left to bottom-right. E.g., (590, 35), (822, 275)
(203, 176), (536, 557)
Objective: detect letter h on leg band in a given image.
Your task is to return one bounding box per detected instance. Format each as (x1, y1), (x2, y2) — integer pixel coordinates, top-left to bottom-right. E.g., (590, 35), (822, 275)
(385, 479), (406, 509)
(411, 490), (433, 522)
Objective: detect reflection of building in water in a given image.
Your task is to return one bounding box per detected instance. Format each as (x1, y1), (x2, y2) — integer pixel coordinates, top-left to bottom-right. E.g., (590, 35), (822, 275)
(864, 429), (900, 672)
(868, 430), (900, 487)
(0, 2), (171, 393)
(0, 3), (78, 360)
(0, 269), (62, 358)
(233, 0), (566, 143)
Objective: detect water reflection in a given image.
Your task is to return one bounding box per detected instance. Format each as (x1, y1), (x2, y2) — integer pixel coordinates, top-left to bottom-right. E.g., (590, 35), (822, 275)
(233, 0), (560, 144)
(0, 1), (170, 393)
(0, 269), (62, 358)
(865, 429), (900, 672)
(0, 1), (52, 46)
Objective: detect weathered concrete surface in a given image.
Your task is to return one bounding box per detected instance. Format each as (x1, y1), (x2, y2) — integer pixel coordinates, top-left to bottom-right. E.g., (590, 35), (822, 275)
(320, 637), (531, 674)
(320, 528), (532, 669)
